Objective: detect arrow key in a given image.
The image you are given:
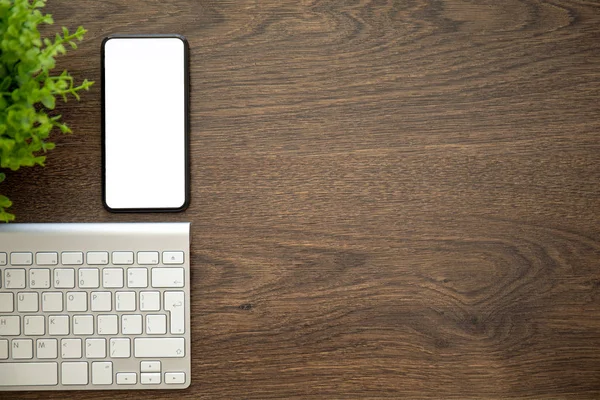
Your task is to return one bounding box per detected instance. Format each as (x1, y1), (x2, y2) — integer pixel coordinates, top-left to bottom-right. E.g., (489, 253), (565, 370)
(141, 372), (161, 385)
(116, 372), (137, 385)
(165, 372), (185, 384)
(141, 360), (161, 373)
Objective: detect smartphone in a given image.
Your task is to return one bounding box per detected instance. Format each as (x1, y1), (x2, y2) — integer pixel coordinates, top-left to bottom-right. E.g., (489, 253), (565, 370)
(102, 34), (189, 212)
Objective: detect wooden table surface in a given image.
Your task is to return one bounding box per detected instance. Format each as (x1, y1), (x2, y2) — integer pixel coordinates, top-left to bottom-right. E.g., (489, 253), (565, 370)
(2, 0), (600, 398)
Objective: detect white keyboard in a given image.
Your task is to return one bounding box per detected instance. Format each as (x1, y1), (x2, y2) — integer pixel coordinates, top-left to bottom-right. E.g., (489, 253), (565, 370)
(0, 223), (191, 391)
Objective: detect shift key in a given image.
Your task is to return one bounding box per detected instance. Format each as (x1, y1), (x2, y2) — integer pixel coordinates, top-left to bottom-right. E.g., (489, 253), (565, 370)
(134, 338), (185, 358)
(151, 268), (184, 288)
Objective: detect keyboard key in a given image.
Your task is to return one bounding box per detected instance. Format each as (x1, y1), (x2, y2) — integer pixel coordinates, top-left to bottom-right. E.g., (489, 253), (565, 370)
(103, 268), (124, 288)
(134, 338), (185, 358)
(98, 315), (118, 335)
(61, 252), (84, 265)
(138, 251), (159, 265)
(86, 338), (106, 358)
(42, 292), (63, 312)
(0, 252), (6, 266)
(141, 372), (161, 385)
(92, 361), (113, 385)
(48, 315), (69, 335)
(165, 372), (186, 384)
(24, 316), (45, 336)
(87, 251), (109, 265)
(17, 292), (38, 312)
(36, 338), (58, 359)
(0, 362), (58, 386)
(110, 338), (130, 358)
(5, 269), (26, 289)
(73, 315), (94, 335)
(0, 293), (13, 312)
(91, 291), (112, 311)
(116, 372), (137, 385)
(122, 315), (142, 335)
(0, 316), (20, 335)
(0, 339), (7, 359)
(164, 291), (185, 334)
(12, 338), (33, 359)
(112, 251), (134, 265)
(116, 291), (136, 311)
(146, 314), (167, 335)
(162, 251), (184, 264)
(62, 362), (88, 385)
(54, 268), (75, 288)
(62, 338), (82, 359)
(151, 268), (184, 288)
(10, 252), (32, 266)
(141, 360), (161, 372)
(79, 268), (100, 288)
(66, 292), (88, 312)
(140, 291), (160, 311)
(127, 268), (148, 288)
(30, 269), (51, 289)
(35, 252), (58, 266)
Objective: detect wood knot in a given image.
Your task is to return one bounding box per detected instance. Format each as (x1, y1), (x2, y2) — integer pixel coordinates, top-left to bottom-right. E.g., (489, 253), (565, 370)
(239, 303), (253, 311)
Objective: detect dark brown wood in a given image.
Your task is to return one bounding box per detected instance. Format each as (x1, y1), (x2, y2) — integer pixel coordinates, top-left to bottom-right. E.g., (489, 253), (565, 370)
(2, 0), (600, 398)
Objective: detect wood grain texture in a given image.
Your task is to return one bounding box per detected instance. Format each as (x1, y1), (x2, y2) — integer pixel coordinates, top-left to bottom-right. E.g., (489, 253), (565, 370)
(2, 0), (600, 398)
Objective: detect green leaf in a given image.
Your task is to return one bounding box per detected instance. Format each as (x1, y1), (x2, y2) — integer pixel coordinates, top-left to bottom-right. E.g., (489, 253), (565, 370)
(58, 123), (71, 134)
(0, 172), (5, 183)
(0, 195), (12, 208)
(41, 141), (55, 151)
(40, 92), (55, 109)
(0, 209), (15, 223)
(0, 76), (11, 91)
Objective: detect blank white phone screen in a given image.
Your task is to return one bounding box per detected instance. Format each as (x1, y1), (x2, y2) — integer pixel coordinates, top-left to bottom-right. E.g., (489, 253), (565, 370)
(104, 37), (186, 210)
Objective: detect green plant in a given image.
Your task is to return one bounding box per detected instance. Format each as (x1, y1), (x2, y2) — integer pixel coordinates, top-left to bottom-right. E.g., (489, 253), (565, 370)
(0, 0), (93, 221)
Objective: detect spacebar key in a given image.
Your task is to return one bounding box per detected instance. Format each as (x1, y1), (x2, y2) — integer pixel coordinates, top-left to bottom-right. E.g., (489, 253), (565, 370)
(134, 338), (185, 358)
(0, 362), (58, 386)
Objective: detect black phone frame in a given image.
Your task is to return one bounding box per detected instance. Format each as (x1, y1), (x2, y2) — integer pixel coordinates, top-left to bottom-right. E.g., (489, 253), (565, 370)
(101, 34), (190, 213)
